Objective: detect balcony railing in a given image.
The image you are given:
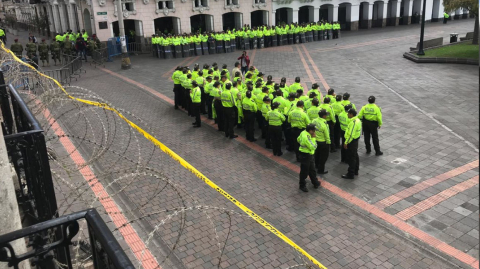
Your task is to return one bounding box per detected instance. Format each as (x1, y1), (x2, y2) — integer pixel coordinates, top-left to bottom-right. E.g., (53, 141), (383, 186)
(0, 209), (135, 269)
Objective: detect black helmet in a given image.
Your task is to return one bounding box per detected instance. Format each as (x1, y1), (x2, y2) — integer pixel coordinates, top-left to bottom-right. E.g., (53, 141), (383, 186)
(288, 93), (296, 99)
(263, 96), (271, 102)
(297, 100), (304, 107)
(191, 81), (198, 87)
(328, 88), (335, 95)
(271, 102), (280, 109)
(344, 104), (352, 112)
(222, 64), (227, 69)
(348, 108), (357, 116)
(281, 77), (287, 82)
(312, 83), (319, 89)
(336, 95), (343, 102)
(225, 83), (232, 89)
(324, 97), (330, 104)
(267, 75), (273, 81)
(295, 77), (301, 83)
(246, 91), (252, 98)
(368, 96), (376, 103)
(343, 92), (350, 100)
(274, 83), (280, 90)
(318, 109), (328, 118)
(309, 91), (317, 98)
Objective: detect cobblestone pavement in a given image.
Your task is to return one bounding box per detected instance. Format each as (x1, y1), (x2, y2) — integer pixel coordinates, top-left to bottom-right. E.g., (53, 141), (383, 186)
(24, 19), (479, 269)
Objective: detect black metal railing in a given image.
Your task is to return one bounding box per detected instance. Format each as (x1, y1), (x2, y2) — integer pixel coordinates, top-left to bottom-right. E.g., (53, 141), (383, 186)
(0, 75), (58, 225)
(0, 209), (135, 269)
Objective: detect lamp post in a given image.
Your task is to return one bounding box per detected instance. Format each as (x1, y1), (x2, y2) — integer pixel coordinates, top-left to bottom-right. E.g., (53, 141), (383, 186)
(416, 0), (427, 55)
(116, 0), (131, 69)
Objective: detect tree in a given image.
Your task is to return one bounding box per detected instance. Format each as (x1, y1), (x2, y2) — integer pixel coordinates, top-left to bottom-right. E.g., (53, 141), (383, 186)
(443, 0), (479, 44)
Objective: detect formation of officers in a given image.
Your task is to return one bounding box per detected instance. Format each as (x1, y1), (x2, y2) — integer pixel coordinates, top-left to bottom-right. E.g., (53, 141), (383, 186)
(152, 21), (341, 59)
(172, 62), (383, 192)
(8, 29), (101, 66)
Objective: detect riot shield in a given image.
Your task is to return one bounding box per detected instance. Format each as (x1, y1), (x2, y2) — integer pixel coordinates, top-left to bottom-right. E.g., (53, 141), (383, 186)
(282, 34), (287, 46)
(189, 44), (194, 56)
(158, 45), (164, 59)
(259, 37), (264, 49)
(327, 30), (332, 40)
(201, 42), (208, 55)
(153, 44), (158, 57)
(252, 38), (257, 49)
(243, 38), (249, 50)
(337, 30), (341, 39)
(164, 46), (173, 59)
(208, 40), (215, 54)
(182, 44), (189, 57)
(313, 31), (317, 41)
(174, 45), (181, 58)
(300, 33), (306, 43)
(195, 43), (202, 55)
(287, 34), (293, 44)
(272, 35), (277, 47)
(307, 31), (312, 42)
(231, 39), (236, 52)
(216, 40), (223, 53)
(225, 40), (231, 53)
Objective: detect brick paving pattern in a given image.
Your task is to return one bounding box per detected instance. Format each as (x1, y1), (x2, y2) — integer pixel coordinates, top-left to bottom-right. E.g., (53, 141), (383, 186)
(10, 19), (478, 269)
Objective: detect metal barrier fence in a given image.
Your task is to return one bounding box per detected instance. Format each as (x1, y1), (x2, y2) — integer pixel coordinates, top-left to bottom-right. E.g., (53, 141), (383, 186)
(43, 54), (84, 86)
(91, 47), (108, 67)
(0, 209), (135, 269)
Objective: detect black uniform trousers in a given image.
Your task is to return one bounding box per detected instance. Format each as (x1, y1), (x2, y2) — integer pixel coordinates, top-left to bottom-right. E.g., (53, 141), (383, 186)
(214, 99), (224, 131)
(256, 111), (266, 138)
(327, 121), (335, 150)
(291, 127), (304, 160)
(283, 122), (290, 149)
(340, 130), (347, 162)
(299, 153), (320, 188)
(244, 110), (256, 141)
(191, 103), (201, 126)
(200, 87), (207, 114)
(206, 96), (213, 119)
(269, 125), (282, 155)
(315, 141), (329, 173)
(173, 84), (181, 109)
(334, 116), (341, 148)
(363, 119), (381, 153)
(346, 138), (360, 176)
(223, 107), (236, 138)
(179, 86), (186, 108)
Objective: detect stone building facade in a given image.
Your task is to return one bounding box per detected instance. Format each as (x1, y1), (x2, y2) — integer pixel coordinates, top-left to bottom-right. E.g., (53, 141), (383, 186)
(33, 0), (470, 41)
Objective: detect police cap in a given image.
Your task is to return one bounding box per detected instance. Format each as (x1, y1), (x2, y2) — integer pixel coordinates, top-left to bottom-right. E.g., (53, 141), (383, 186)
(295, 77), (301, 83)
(297, 100), (304, 107)
(271, 102), (280, 109)
(336, 95), (343, 102)
(348, 108), (357, 116)
(263, 96), (271, 102)
(191, 81), (198, 87)
(324, 97), (330, 104)
(343, 92), (350, 99)
(225, 83), (232, 89)
(281, 77), (287, 82)
(368, 96), (376, 103)
(288, 93), (296, 99)
(312, 83), (319, 89)
(222, 64), (227, 69)
(344, 104), (352, 112)
(327, 88), (335, 95)
(318, 109), (328, 118)
(306, 123), (316, 132)
(309, 91), (317, 98)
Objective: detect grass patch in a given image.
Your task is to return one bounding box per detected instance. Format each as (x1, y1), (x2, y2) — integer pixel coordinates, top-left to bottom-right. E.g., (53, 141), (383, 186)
(419, 41), (479, 59)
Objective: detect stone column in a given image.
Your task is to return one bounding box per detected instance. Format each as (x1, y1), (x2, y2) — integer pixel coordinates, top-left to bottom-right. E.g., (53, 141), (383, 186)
(381, 1), (387, 27)
(393, 0), (400, 26)
(313, 7), (319, 22)
(404, 0), (412, 24)
(67, 1), (77, 32)
(292, 9), (299, 23)
(330, 5), (338, 22)
(59, 4), (69, 32)
(51, 3), (62, 34)
(349, 4), (359, 30)
(271, 10), (276, 26)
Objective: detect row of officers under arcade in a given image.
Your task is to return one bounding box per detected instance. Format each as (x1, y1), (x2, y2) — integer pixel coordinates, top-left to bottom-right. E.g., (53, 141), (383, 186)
(152, 22), (341, 59)
(172, 63), (384, 192)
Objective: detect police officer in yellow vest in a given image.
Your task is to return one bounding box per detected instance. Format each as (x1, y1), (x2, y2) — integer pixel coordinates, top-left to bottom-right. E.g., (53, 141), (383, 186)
(190, 81), (202, 127)
(298, 124), (321, 192)
(342, 109), (362, 179)
(221, 83), (238, 139)
(312, 109), (330, 174)
(358, 96), (383, 156)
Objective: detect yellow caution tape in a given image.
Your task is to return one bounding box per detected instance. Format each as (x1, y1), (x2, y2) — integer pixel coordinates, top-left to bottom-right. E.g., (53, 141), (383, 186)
(1, 43), (327, 269)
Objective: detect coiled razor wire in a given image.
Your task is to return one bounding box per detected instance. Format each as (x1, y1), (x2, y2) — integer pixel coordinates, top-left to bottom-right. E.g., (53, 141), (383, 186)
(0, 46), (318, 269)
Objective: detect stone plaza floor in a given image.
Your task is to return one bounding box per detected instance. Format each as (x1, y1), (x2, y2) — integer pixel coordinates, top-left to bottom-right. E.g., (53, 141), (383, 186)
(7, 19), (478, 269)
